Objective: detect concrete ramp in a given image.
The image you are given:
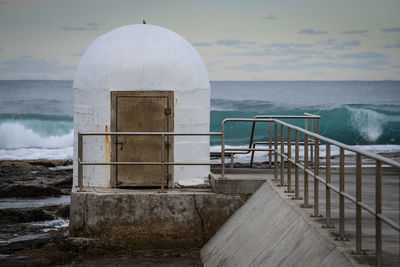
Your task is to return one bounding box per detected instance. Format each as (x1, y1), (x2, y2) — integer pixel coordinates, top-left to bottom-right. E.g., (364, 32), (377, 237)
(201, 180), (354, 267)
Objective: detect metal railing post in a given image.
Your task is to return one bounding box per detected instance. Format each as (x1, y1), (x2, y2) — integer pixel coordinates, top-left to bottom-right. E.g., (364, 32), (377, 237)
(286, 128), (293, 193)
(337, 147), (347, 240)
(221, 121), (225, 179)
(303, 133), (310, 208)
(376, 160), (382, 267)
(78, 132), (83, 192)
(280, 124), (285, 186)
(311, 136), (321, 217)
(160, 134), (165, 192)
(355, 153), (362, 254)
(274, 122), (278, 181)
(310, 118), (314, 165)
(269, 121), (272, 168)
(323, 143), (334, 228)
(293, 130), (301, 199)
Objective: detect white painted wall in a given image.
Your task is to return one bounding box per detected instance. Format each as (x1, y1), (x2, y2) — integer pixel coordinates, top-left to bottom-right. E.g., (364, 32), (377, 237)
(73, 24), (210, 187)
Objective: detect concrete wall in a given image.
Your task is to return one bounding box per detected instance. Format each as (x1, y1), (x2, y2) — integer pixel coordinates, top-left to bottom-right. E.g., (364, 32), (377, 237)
(73, 24), (210, 187)
(69, 189), (245, 249)
(201, 180), (354, 267)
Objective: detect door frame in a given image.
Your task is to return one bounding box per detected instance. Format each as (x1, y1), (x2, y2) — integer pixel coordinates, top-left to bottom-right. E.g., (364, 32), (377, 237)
(110, 90), (174, 187)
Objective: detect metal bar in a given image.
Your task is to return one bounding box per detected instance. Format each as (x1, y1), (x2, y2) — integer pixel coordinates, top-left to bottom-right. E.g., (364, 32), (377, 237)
(274, 122), (278, 181)
(224, 148), (273, 152)
(78, 132), (83, 191)
(81, 132), (223, 136)
(256, 114), (321, 119)
(286, 128), (292, 193)
(269, 121), (272, 168)
(221, 122), (225, 179)
(230, 153), (234, 168)
(376, 160), (382, 267)
(312, 136), (320, 217)
(249, 121), (256, 167)
(80, 162), (223, 166)
(339, 147), (346, 240)
(310, 119), (314, 165)
(280, 124), (285, 186)
(323, 143), (334, 228)
(355, 153), (362, 254)
(273, 120), (400, 168)
(303, 133), (309, 207)
(253, 141), (312, 146)
(294, 130), (300, 199)
(161, 134), (165, 192)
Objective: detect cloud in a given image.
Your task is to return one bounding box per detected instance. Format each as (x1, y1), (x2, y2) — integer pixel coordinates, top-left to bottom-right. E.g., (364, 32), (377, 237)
(58, 22), (99, 31)
(318, 38), (361, 50)
(216, 39), (256, 46)
(264, 14), (278, 20)
(338, 51), (387, 59)
(381, 27), (400, 33)
(228, 63), (264, 72)
(0, 48), (3, 52)
(224, 47), (322, 57)
(193, 42), (212, 47)
(0, 56), (75, 78)
(272, 55), (311, 64)
(263, 43), (313, 49)
(382, 41), (400, 48)
(341, 29), (368, 35)
(298, 28), (327, 35)
(227, 56), (390, 72)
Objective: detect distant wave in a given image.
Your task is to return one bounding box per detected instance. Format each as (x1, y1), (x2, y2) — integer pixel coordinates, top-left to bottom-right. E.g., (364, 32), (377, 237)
(210, 104), (400, 146)
(0, 113), (73, 141)
(0, 122), (73, 149)
(347, 106), (400, 142)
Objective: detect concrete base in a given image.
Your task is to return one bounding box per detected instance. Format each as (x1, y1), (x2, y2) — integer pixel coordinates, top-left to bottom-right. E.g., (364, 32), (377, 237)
(69, 187), (245, 250)
(210, 168), (268, 194)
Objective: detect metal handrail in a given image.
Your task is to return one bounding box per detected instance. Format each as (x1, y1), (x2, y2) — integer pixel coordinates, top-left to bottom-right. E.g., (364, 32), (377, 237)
(248, 113), (321, 167)
(271, 119), (399, 267)
(78, 131), (223, 192)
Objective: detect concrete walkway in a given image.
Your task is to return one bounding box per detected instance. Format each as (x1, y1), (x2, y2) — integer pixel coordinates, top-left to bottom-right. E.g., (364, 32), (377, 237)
(203, 167), (399, 266)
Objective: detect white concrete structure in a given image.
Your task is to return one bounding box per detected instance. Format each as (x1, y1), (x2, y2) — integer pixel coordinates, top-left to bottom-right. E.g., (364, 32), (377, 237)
(73, 24), (210, 187)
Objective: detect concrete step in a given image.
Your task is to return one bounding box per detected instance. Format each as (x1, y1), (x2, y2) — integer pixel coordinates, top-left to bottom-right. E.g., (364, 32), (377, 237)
(210, 168), (269, 194)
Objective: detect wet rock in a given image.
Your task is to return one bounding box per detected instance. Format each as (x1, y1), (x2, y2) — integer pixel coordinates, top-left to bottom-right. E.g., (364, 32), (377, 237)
(0, 208), (55, 224)
(0, 184), (62, 198)
(0, 160), (72, 198)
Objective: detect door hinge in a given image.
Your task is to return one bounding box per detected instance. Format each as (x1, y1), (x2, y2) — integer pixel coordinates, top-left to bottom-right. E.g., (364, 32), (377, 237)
(164, 108), (171, 115)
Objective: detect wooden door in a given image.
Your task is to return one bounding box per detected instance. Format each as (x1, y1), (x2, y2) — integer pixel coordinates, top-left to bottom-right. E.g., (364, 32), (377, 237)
(111, 91), (173, 187)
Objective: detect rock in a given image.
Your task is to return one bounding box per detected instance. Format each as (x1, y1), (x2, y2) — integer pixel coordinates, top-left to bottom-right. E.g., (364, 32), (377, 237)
(0, 208), (55, 224)
(0, 184), (62, 198)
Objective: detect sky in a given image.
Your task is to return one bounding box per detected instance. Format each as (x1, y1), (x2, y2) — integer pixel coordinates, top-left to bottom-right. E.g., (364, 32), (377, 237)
(0, 0), (399, 81)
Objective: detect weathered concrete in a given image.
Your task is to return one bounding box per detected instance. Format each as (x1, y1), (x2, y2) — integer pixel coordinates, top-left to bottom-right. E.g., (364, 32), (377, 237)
(210, 170), (267, 194)
(69, 188), (245, 250)
(201, 180), (355, 267)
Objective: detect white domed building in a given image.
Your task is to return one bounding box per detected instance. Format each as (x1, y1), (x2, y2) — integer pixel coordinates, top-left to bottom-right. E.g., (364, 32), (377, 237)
(73, 24), (210, 188)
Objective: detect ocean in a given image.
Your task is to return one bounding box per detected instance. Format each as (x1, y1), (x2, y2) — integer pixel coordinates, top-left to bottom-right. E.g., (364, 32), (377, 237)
(1, 80), (399, 162)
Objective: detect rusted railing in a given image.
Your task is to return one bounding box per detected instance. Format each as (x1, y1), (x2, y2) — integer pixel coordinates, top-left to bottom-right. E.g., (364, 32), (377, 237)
(271, 119), (400, 267)
(78, 132), (223, 192)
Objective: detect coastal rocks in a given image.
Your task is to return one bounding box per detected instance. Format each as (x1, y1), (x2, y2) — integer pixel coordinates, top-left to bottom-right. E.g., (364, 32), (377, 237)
(0, 160), (72, 265)
(0, 160), (72, 198)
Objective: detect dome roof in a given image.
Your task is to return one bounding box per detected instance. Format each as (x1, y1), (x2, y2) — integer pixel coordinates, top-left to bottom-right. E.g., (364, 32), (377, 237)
(73, 24), (209, 91)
